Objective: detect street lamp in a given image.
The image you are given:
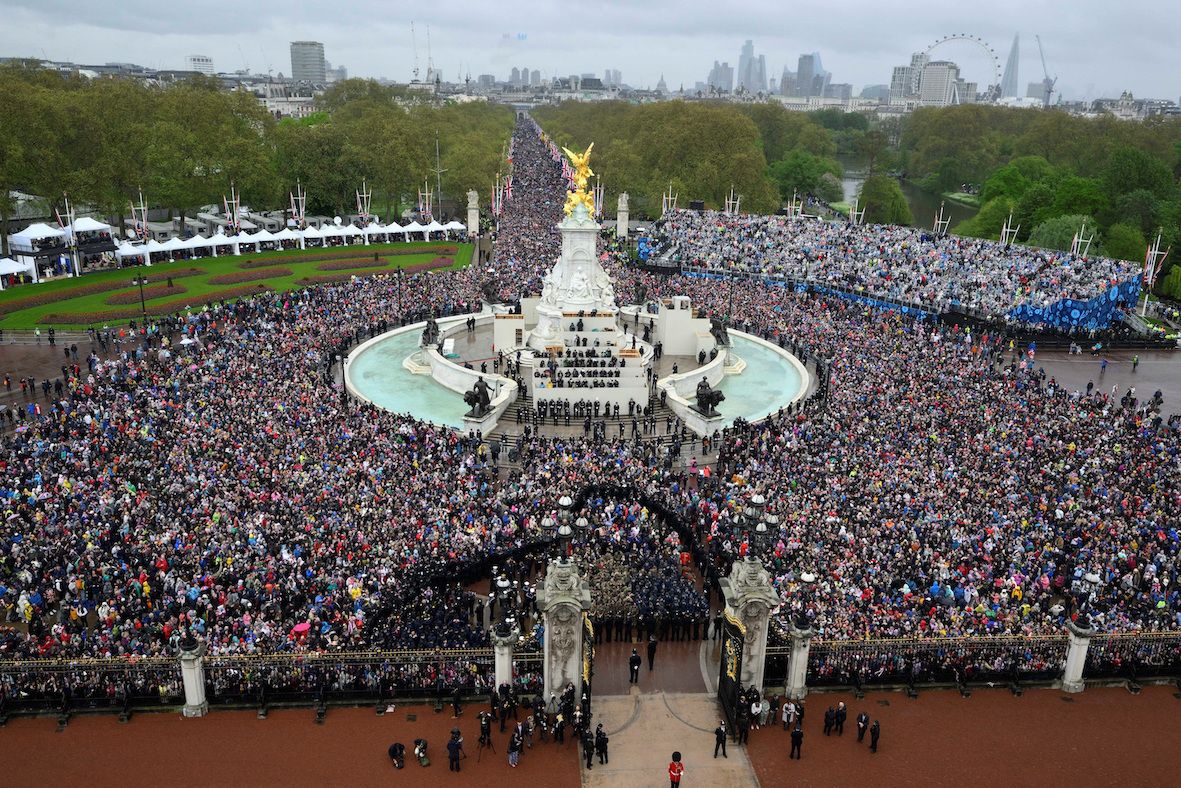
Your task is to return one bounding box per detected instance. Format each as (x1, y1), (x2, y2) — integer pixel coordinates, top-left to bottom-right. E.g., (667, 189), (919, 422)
(543, 494), (590, 563)
(796, 571), (816, 630)
(131, 276), (149, 320)
(494, 574), (516, 638)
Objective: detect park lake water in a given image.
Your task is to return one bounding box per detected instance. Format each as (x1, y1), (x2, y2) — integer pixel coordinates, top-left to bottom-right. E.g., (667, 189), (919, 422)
(840, 169), (979, 231)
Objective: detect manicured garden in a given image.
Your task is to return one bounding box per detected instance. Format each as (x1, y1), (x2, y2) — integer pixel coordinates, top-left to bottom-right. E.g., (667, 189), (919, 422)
(0, 241), (471, 328)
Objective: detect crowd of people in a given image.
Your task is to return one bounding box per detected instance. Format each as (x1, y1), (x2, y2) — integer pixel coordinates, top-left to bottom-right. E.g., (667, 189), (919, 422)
(658, 209), (1140, 317)
(1, 116), (1180, 706)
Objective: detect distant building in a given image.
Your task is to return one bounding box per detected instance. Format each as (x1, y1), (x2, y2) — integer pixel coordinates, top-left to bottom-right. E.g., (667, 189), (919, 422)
(920, 61), (959, 107)
(824, 83), (853, 101)
(290, 41), (326, 83)
(325, 61), (347, 83)
(737, 40), (767, 93)
(510, 67), (520, 84)
(478, 74), (495, 88)
(861, 84), (890, 102)
(795, 53), (829, 98)
(779, 66), (795, 95)
(707, 61), (733, 93)
(656, 74), (668, 95)
(531, 69), (541, 85)
(185, 55), (213, 75)
(1000, 34), (1021, 99)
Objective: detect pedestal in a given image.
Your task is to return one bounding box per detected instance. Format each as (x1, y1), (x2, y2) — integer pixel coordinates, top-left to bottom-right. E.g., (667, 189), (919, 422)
(466, 190), (480, 236)
(616, 208), (629, 239)
(786, 622), (814, 700)
(535, 559), (591, 701)
(178, 641), (209, 717)
(719, 558), (782, 692)
(1062, 620), (1094, 693)
(491, 627), (520, 690)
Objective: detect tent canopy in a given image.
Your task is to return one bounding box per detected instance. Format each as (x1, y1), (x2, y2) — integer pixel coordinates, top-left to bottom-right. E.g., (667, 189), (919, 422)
(444, 220), (467, 231)
(12, 223), (67, 241)
(0, 257), (32, 275)
(70, 216), (111, 233)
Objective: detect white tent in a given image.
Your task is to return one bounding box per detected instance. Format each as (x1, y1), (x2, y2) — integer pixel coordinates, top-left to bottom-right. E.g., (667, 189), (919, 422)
(340, 224), (363, 238)
(12, 223), (67, 242)
(0, 257), (32, 289)
(402, 220), (427, 241)
(383, 222), (408, 234)
(424, 219), (446, 238)
(444, 220), (467, 232)
(300, 225), (324, 246)
(70, 216), (112, 233)
(115, 242), (148, 264)
(250, 229), (276, 242)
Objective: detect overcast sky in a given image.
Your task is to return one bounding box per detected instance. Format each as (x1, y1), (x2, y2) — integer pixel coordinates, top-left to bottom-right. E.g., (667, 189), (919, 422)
(1, 0), (1177, 101)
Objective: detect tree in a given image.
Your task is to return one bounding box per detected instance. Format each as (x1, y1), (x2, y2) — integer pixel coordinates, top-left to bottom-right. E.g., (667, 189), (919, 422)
(856, 130), (893, 179)
(981, 165), (1031, 203)
(1114, 189), (1161, 238)
(1012, 183), (1057, 241)
(954, 196), (1015, 240)
(769, 149), (842, 202)
(1103, 223), (1148, 262)
(858, 175), (912, 226)
(1027, 214), (1093, 253)
(1102, 145), (1174, 200)
(1052, 177), (1107, 217)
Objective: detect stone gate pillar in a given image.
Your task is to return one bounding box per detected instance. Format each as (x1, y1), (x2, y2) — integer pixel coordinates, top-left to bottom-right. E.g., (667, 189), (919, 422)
(719, 558), (782, 692)
(1062, 617), (1095, 693)
(178, 638), (208, 717)
(786, 621), (814, 700)
(467, 190), (480, 236)
(535, 558), (592, 701)
(616, 192), (629, 239)
(491, 629), (519, 690)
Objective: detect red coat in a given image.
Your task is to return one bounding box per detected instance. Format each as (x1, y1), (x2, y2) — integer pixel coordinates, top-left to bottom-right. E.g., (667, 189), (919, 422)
(669, 762), (684, 784)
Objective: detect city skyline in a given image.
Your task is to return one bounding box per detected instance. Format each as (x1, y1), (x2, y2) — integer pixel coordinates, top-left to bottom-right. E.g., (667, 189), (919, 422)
(0, 0), (1177, 102)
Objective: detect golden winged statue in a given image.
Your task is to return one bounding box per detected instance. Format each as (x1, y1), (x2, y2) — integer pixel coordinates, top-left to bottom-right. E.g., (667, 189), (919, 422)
(561, 143), (596, 217)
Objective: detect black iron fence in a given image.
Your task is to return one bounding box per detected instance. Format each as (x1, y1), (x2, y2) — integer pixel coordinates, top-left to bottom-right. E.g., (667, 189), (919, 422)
(1084, 632), (1181, 683)
(0, 657), (182, 716)
(807, 635), (1069, 690)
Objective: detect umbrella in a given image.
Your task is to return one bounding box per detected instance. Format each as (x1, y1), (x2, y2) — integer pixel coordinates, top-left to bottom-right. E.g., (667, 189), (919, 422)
(292, 622), (311, 634)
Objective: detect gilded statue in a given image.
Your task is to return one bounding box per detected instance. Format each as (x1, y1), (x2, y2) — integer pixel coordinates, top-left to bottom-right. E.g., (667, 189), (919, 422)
(561, 143), (596, 217)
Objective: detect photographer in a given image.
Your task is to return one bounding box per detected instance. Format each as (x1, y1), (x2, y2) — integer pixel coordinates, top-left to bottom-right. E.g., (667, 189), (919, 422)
(446, 728), (465, 772)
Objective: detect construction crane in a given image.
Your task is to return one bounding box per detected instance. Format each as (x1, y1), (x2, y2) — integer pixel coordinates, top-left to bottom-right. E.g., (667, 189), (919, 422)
(1036, 35), (1057, 108)
(411, 22), (420, 81)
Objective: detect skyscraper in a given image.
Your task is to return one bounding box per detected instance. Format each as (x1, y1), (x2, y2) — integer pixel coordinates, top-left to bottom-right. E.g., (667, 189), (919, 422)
(707, 61), (733, 93)
(510, 67), (520, 84)
(185, 55), (213, 75)
(1000, 34), (1020, 98)
(796, 53), (815, 97)
(736, 40), (767, 92)
(920, 61), (960, 107)
(290, 41), (326, 83)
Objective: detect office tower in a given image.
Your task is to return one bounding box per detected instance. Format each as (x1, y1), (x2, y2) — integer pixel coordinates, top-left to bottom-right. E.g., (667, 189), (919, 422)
(889, 65), (912, 100)
(521, 65), (529, 83)
(796, 53), (815, 97)
(736, 40), (767, 92)
(779, 66), (795, 95)
(707, 61), (733, 93)
(1000, 34), (1020, 98)
(185, 55), (213, 75)
(510, 67), (520, 84)
(478, 74), (495, 88)
(531, 70), (541, 85)
(290, 41), (326, 83)
(920, 61), (959, 106)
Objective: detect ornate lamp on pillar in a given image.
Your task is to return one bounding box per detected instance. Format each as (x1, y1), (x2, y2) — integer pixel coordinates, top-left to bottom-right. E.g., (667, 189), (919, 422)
(491, 573), (520, 690)
(536, 494), (593, 701)
(177, 627), (209, 717)
(719, 492), (782, 692)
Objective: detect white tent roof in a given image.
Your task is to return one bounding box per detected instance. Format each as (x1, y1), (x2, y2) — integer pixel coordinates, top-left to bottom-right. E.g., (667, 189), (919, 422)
(402, 221), (426, 233)
(320, 224), (347, 237)
(70, 216), (111, 233)
(230, 233), (258, 245)
(0, 257), (32, 275)
(425, 220), (446, 232)
(184, 235), (214, 248)
(12, 223), (67, 241)
(301, 225), (324, 238)
(340, 224), (363, 237)
(143, 239), (164, 251)
(362, 222), (386, 235)
(444, 220), (467, 231)
(250, 229), (275, 242)
(272, 227), (301, 241)
(157, 237), (187, 252)
(115, 242), (147, 258)
(383, 222), (407, 234)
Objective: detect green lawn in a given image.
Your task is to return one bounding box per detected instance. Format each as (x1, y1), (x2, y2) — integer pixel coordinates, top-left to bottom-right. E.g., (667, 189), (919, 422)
(0, 241), (472, 329)
(941, 191), (981, 208)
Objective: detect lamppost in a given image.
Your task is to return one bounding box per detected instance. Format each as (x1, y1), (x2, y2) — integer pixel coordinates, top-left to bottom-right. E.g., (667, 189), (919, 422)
(796, 571), (816, 630)
(543, 494), (590, 563)
(494, 574), (517, 639)
(131, 276), (149, 320)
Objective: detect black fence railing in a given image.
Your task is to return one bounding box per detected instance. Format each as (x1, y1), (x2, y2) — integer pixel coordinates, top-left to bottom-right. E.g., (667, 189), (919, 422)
(1084, 632), (1181, 683)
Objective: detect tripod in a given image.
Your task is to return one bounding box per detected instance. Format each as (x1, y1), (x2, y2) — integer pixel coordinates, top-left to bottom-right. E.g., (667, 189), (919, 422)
(476, 730), (496, 762)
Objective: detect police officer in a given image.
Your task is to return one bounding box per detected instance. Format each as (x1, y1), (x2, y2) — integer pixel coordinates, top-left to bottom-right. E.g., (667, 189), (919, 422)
(629, 648), (642, 683)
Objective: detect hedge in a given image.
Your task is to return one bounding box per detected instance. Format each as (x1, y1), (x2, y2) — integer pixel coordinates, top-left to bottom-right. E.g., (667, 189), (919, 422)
(41, 284), (273, 324)
(207, 267), (293, 285)
(297, 271), (392, 286)
(0, 268), (206, 320)
(403, 257), (455, 275)
(235, 246), (456, 269)
(105, 284), (189, 306)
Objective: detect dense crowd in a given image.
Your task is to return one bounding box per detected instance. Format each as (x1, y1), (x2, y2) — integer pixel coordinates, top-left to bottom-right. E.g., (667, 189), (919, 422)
(1, 116), (1180, 696)
(659, 209), (1140, 316)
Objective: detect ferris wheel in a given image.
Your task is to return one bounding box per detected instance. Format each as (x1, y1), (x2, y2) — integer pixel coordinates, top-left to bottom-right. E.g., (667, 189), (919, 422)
(919, 34), (1002, 101)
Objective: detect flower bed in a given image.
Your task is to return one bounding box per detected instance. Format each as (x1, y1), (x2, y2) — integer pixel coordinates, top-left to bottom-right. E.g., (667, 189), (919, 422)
(297, 271), (391, 286)
(402, 257), (455, 275)
(314, 258), (391, 272)
(207, 267), (293, 285)
(105, 284), (189, 306)
(0, 268), (206, 320)
(42, 284), (273, 324)
(236, 246), (456, 268)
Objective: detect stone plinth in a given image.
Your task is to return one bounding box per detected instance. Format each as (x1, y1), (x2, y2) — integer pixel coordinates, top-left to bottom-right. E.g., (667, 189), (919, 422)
(616, 192), (629, 239)
(1062, 619), (1095, 693)
(786, 622), (814, 700)
(535, 558), (592, 701)
(178, 640), (209, 717)
(491, 627), (520, 689)
(719, 558), (783, 692)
